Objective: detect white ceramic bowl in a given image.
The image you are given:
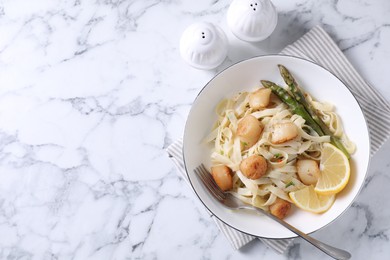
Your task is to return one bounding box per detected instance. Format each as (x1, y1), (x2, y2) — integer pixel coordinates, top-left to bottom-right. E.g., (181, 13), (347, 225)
(183, 55), (370, 238)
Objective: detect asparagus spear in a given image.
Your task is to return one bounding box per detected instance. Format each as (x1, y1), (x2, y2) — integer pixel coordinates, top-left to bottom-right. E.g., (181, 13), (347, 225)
(261, 80), (325, 136)
(278, 64), (328, 131)
(278, 65), (350, 158)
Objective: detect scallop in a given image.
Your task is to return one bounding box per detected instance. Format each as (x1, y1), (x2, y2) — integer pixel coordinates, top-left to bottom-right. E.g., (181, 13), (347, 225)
(240, 154), (268, 180)
(249, 88), (272, 109)
(269, 198), (291, 219)
(211, 165), (233, 191)
(296, 159), (320, 185)
(237, 115), (263, 148)
(271, 122), (298, 144)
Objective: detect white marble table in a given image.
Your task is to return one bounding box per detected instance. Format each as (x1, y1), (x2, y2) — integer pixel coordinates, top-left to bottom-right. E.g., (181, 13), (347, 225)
(0, 0), (389, 259)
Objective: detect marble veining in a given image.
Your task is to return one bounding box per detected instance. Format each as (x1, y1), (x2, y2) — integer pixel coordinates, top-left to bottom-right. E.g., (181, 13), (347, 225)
(0, 0), (389, 259)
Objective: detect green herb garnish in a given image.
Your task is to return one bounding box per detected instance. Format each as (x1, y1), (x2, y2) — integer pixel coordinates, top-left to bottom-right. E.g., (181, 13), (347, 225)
(285, 181), (295, 188)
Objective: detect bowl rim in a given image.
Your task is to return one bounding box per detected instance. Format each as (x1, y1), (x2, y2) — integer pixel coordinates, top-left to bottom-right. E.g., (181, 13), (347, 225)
(183, 54), (371, 238)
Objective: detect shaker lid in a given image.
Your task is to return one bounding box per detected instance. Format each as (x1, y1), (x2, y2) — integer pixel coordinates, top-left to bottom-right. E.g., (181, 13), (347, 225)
(227, 0), (278, 42)
(180, 22), (228, 70)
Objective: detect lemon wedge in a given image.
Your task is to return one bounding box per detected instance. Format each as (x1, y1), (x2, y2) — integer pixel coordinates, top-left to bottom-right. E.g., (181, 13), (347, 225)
(315, 143), (350, 195)
(289, 185), (335, 213)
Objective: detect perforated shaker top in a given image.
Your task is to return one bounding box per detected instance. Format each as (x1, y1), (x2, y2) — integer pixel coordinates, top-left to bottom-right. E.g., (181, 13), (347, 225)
(180, 22), (228, 70)
(227, 0), (278, 42)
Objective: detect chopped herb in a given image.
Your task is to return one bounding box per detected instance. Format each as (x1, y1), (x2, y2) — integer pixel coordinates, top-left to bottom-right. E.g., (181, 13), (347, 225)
(241, 141), (248, 147)
(285, 181), (295, 188)
(274, 153), (282, 159)
(270, 153), (284, 163)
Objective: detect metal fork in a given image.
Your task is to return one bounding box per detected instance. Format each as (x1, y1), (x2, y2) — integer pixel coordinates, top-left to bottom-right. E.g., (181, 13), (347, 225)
(195, 164), (351, 260)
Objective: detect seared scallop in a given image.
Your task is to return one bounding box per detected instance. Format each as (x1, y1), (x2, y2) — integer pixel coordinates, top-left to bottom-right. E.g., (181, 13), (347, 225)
(249, 88), (272, 110)
(237, 115), (263, 148)
(271, 122), (298, 144)
(296, 159), (320, 185)
(239, 154), (268, 180)
(211, 165), (233, 191)
(269, 198), (291, 219)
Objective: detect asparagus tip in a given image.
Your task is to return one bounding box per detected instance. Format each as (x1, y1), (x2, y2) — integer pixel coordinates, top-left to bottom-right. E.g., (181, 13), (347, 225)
(278, 64), (287, 72)
(260, 80), (272, 88)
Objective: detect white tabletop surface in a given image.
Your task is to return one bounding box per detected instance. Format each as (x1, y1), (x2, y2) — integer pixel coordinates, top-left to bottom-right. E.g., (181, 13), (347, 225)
(0, 0), (389, 259)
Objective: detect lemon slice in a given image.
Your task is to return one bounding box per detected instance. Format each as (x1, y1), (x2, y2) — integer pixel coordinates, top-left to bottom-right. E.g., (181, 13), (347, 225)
(315, 143), (350, 195)
(289, 186), (335, 213)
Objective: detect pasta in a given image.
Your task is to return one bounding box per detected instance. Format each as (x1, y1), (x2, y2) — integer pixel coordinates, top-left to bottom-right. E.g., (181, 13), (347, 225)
(205, 74), (355, 218)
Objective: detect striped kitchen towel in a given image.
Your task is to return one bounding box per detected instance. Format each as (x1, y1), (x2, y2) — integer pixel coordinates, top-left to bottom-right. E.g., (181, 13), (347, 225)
(166, 26), (390, 253)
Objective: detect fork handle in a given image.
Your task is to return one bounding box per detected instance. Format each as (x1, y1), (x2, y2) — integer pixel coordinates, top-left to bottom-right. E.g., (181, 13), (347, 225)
(254, 208), (351, 260)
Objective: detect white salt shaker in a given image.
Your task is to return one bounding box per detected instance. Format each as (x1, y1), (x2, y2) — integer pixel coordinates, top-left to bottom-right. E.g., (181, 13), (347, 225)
(227, 0), (278, 42)
(179, 22), (228, 70)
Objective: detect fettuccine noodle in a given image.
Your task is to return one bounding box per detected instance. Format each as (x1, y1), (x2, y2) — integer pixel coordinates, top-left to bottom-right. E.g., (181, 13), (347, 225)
(205, 84), (355, 216)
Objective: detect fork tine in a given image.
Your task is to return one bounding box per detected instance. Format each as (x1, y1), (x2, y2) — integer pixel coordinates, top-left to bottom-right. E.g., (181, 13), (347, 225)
(194, 167), (215, 196)
(194, 167), (222, 200)
(199, 164), (226, 199)
(195, 164), (226, 200)
(195, 168), (224, 201)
